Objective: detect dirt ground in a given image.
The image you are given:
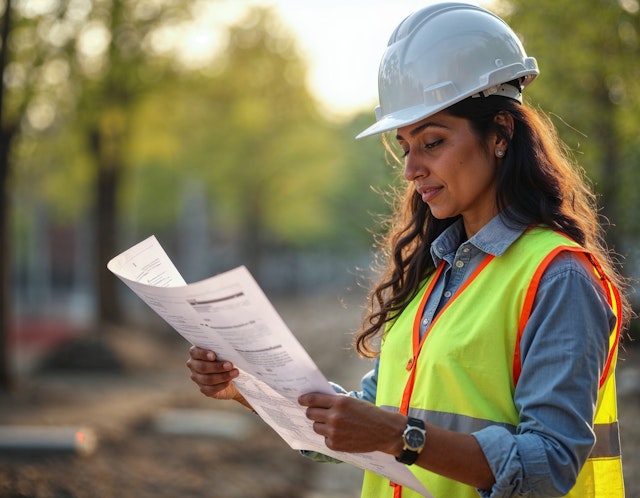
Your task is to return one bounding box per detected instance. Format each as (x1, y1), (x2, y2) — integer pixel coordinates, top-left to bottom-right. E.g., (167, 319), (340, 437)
(1, 290), (639, 498)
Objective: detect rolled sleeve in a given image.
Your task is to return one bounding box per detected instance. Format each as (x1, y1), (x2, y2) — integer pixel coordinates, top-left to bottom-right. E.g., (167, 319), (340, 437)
(473, 427), (566, 497)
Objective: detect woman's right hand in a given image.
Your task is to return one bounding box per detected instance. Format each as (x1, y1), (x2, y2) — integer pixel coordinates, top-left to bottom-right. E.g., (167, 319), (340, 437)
(186, 346), (251, 408)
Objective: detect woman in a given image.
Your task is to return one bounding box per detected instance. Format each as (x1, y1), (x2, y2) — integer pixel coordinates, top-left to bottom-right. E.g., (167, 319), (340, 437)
(187, 3), (629, 497)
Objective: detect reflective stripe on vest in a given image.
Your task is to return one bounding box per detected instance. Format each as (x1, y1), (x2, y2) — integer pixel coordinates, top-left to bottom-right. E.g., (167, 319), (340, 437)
(362, 227), (623, 498)
(379, 406), (621, 461)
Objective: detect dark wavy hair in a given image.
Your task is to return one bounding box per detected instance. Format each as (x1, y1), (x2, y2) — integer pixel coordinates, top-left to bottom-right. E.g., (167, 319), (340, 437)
(355, 95), (631, 357)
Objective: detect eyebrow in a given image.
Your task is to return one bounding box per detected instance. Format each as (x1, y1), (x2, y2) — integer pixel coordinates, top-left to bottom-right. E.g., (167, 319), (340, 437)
(396, 121), (449, 141)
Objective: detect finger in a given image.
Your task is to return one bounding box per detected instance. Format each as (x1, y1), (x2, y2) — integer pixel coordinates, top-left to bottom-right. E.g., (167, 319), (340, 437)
(189, 366), (239, 385)
(187, 347), (240, 384)
(305, 406), (331, 424)
(298, 393), (335, 408)
(311, 423), (338, 451)
(312, 420), (328, 436)
(189, 346), (218, 361)
(186, 356), (236, 375)
(191, 368), (237, 384)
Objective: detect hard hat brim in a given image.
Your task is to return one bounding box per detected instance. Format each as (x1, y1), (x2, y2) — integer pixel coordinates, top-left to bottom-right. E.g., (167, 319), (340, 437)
(356, 103), (448, 139)
(355, 77), (536, 140)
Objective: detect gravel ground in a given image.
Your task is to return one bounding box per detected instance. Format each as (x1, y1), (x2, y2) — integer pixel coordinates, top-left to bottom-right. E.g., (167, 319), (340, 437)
(1, 291), (638, 498)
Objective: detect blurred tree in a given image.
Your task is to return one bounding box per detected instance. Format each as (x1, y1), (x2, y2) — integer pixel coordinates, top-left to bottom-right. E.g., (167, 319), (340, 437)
(0, 0), (195, 385)
(122, 82), (395, 291)
(166, 7), (343, 282)
(3, 1), (395, 387)
(0, 0), (84, 388)
(327, 113), (398, 253)
(499, 0), (640, 255)
(117, 6), (404, 293)
(0, 0), (15, 389)
(72, 0), (189, 326)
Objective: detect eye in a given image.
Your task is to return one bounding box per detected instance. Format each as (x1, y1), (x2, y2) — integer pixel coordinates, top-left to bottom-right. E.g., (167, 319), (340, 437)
(424, 139), (443, 150)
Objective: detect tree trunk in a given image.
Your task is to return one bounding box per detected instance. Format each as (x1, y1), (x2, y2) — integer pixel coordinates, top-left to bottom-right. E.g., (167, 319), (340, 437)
(594, 80), (621, 254)
(89, 119), (123, 327)
(0, 0), (14, 391)
(238, 188), (265, 283)
(96, 160), (120, 325)
(0, 130), (13, 391)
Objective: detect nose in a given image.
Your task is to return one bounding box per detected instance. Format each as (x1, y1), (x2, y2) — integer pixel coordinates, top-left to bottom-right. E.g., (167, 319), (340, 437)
(403, 152), (426, 182)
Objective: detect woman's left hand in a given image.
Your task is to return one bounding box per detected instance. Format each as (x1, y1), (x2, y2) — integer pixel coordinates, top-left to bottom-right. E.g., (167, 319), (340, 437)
(298, 393), (405, 455)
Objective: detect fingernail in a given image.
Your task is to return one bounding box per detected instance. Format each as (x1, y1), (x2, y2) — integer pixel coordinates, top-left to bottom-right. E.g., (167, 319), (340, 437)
(223, 362), (232, 370)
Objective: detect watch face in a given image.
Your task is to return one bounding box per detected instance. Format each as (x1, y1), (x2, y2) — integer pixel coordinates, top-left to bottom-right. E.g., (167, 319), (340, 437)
(405, 428), (425, 450)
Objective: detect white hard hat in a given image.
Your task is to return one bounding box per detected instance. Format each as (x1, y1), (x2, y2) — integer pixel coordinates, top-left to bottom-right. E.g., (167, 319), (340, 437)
(357, 2), (539, 139)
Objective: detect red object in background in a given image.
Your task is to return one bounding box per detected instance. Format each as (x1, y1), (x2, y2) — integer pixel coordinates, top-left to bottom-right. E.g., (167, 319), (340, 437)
(10, 318), (81, 349)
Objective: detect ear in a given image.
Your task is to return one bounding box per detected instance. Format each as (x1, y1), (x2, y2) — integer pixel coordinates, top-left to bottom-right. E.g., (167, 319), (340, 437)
(493, 112), (514, 152)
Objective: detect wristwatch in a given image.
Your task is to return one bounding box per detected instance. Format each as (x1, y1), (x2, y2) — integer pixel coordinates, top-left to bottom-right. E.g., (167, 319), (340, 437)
(395, 417), (426, 465)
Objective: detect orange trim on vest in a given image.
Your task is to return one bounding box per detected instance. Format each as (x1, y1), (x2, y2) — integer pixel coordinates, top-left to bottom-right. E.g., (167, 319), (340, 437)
(393, 255), (494, 497)
(392, 481), (402, 498)
(399, 256), (494, 415)
(577, 251), (622, 388)
(399, 262), (445, 415)
(513, 246), (621, 388)
(583, 251), (623, 388)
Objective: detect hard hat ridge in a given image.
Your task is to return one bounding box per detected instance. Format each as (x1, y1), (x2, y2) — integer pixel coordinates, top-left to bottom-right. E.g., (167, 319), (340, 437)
(357, 2), (539, 139)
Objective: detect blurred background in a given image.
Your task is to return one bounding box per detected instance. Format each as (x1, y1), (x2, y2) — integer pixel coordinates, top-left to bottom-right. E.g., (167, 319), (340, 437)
(0, 0), (639, 497)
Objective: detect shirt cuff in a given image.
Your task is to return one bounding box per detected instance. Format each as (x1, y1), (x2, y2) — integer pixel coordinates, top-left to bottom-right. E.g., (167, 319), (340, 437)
(473, 426), (551, 498)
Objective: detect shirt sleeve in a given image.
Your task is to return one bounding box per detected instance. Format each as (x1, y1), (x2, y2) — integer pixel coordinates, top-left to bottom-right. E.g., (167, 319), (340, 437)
(473, 252), (615, 497)
(350, 358), (379, 404)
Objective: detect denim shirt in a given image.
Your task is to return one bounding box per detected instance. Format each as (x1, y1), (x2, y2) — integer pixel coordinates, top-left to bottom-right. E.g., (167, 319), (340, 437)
(348, 214), (615, 497)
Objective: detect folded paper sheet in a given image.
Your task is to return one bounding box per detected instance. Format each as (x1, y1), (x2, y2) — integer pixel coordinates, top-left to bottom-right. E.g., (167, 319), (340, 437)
(108, 236), (432, 497)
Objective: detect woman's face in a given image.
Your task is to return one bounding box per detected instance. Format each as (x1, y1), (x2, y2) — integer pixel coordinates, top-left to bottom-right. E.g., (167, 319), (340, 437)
(396, 111), (501, 237)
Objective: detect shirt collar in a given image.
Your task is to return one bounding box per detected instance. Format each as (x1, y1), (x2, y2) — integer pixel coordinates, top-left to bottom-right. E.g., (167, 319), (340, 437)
(430, 213), (527, 266)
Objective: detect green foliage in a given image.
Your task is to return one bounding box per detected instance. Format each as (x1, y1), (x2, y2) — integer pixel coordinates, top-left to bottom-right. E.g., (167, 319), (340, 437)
(11, 128), (94, 222)
(327, 113), (399, 250)
(7, 0), (189, 220)
(197, 7), (337, 245)
(9, 3), (395, 272)
(504, 0), (639, 155)
(135, 6), (385, 252)
(500, 0), (640, 241)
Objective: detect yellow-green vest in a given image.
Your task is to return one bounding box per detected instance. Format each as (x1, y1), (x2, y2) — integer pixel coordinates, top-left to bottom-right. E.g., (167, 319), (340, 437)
(362, 228), (623, 498)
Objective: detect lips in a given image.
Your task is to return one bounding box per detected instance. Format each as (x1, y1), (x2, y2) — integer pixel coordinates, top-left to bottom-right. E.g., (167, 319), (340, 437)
(416, 184), (443, 203)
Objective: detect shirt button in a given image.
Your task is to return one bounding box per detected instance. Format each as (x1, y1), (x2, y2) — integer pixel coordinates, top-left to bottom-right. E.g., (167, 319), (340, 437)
(444, 291), (452, 298)
(455, 260), (464, 268)
(422, 318), (429, 326)
(462, 247), (470, 253)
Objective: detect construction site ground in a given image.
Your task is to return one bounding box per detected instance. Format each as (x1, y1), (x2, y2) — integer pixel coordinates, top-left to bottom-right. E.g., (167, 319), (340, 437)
(1, 290), (638, 497)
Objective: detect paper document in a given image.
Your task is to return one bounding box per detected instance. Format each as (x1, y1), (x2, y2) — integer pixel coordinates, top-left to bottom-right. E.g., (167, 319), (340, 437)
(108, 236), (433, 497)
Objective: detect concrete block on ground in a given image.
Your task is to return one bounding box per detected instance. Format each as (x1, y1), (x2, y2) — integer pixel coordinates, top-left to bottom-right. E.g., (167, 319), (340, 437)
(0, 426), (97, 456)
(153, 409), (257, 438)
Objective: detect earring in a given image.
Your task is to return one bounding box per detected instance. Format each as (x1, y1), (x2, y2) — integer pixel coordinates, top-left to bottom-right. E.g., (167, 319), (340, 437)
(496, 149), (505, 157)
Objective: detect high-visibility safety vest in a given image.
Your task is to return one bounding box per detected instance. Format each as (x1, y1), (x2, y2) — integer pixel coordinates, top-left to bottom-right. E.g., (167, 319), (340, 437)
(362, 227), (623, 498)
